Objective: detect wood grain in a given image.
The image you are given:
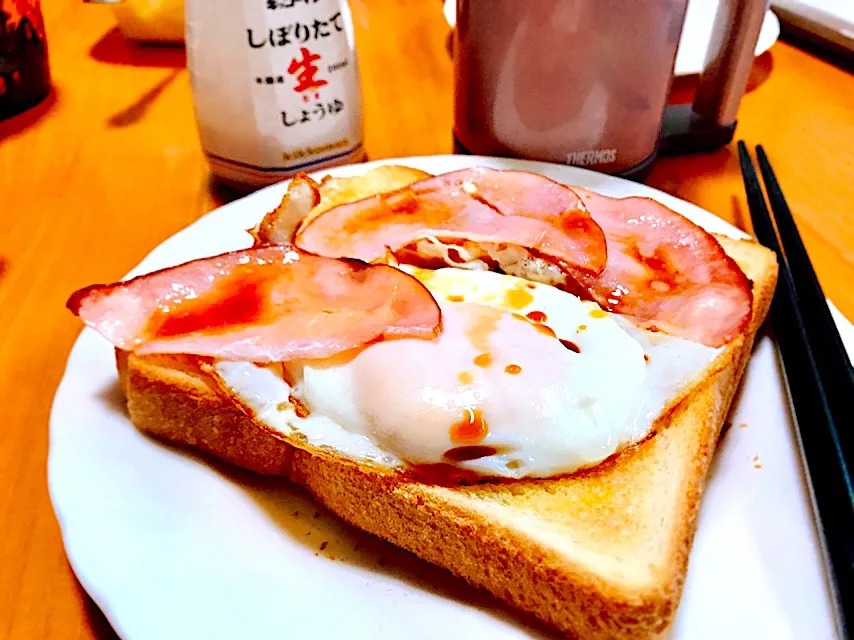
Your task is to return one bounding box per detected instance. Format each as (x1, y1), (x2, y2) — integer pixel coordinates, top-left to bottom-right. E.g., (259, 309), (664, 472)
(0, 1), (851, 638)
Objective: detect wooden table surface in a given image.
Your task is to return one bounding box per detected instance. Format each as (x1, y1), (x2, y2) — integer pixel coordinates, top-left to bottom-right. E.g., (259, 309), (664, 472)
(1, 1), (853, 637)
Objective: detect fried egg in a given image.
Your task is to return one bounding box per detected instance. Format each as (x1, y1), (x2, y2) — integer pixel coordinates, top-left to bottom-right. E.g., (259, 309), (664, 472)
(214, 268), (722, 478)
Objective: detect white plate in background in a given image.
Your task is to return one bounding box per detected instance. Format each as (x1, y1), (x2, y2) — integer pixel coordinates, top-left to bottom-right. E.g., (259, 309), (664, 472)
(442, 0), (781, 77)
(49, 155), (841, 639)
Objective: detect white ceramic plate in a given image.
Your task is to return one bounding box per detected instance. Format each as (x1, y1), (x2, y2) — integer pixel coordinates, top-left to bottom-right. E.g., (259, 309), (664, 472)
(49, 156), (845, 640)
(442, 0), (780, 77)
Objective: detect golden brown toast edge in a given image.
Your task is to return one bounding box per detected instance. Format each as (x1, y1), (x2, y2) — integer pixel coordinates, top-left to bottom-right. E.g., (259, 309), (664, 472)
(117, 235), (777, 640)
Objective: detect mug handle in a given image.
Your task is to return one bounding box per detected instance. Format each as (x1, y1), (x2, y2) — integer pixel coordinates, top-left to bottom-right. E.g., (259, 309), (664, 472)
(661, 0), (770, 154)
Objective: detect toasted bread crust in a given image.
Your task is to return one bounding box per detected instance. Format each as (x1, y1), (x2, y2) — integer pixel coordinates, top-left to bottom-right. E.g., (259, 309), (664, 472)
(117, 234), (776, 640)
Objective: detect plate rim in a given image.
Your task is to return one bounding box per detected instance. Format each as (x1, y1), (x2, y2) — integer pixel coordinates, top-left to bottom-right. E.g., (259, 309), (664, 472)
(48, 154), (846, 640)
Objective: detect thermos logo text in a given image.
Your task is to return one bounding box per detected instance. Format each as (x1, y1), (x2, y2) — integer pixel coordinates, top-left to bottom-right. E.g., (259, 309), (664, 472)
(566, 148), (617, 166)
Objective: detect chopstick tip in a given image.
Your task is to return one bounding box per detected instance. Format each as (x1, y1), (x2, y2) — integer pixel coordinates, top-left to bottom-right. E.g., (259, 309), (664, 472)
(737, 141), (753, 169)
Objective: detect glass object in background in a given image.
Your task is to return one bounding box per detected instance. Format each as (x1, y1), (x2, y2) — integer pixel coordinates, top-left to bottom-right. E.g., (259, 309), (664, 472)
(186, 0), (365, 192)
(0, 0), (50, 120)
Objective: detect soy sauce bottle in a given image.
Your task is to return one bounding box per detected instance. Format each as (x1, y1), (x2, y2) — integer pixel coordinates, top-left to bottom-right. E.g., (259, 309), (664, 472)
(186, 0), (365, 191)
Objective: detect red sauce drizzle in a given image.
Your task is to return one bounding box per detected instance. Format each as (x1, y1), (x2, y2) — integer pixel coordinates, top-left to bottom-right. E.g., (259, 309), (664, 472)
(626, 245), (681, 296)
(407, 463), (486, 485)
(341, 189), (453, 237)
(447, 247), (465, 264)
(560, 339), (581, 353)
(443, 445), (498, 462)
(146, 270), (269, 339)
(504, 286), (534, 310)
(464, 305), (502, 355)
(533, 323), (557, 339)
(449, 408), (489, 444)
(525, 310), (548, 323)
(473, 352), (493, 367)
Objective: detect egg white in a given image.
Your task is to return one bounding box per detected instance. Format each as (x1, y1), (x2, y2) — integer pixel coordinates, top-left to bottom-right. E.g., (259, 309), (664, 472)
(214, 268), (722, 479)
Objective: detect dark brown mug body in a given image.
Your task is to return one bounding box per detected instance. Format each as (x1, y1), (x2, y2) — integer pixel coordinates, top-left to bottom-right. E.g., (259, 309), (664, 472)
(453, 0), (689, 176)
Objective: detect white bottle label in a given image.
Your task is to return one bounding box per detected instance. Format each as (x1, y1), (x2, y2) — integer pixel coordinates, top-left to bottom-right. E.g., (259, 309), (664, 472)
(186, 0), (363, 186)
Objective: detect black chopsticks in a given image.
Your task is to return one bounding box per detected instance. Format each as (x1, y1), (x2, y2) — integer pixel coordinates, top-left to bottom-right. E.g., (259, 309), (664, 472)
(738, 142), (854, 638)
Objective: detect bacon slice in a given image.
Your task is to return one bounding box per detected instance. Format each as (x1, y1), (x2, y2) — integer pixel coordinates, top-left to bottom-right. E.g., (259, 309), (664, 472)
(568, 188), (753, 347)
(294, 167), (607, 274)
(251, 175), (320, 246)
(67, 246), (442, 362)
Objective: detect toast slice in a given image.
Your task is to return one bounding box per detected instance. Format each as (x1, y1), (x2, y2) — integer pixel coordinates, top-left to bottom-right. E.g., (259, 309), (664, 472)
(116, 234), (777, 640)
